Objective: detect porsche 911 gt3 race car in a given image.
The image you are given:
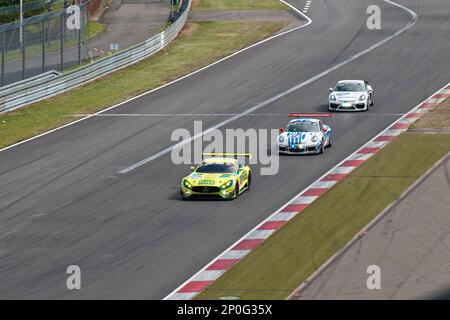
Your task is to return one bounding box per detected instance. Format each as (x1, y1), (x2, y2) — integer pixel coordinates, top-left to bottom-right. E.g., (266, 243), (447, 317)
(278, 114), (332, 155)
(329, 80), (374, 111)
(180, 153), (252, 200)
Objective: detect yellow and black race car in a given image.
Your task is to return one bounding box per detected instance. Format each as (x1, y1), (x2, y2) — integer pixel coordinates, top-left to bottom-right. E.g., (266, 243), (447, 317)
(180, 153), (252, 200)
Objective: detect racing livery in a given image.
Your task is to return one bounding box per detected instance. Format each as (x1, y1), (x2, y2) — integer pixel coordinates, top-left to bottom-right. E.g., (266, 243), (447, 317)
(329, 80), (374, 111)
(278, 114), (332, 155)
(180, 153), (251, 200)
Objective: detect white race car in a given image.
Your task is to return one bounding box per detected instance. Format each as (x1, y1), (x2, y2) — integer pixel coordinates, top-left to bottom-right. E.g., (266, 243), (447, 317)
(329, 80), (374, 111)
(278, 114), (332, 155)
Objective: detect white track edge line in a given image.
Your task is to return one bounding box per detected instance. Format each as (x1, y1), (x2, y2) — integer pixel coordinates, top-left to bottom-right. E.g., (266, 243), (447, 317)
(163, 0), (419, 299)
(0, 0), (311, 154)
(118, 0), (418, 174)
(164, 79), (449, 300)
(287, 151), (450, 300)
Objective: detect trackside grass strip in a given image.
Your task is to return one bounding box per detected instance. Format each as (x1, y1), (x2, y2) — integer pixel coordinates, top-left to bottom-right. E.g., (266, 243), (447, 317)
(195, 0), (287, 11)
(196, 100), (450, 300)
(0, 21), (287, 149)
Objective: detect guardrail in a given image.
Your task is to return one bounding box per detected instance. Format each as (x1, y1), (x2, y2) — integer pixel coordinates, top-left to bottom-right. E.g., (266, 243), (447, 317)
(0, 0), (191, 113)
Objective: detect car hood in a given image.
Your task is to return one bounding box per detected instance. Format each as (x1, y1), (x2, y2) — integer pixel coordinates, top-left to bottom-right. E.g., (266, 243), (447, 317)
(279, 131), (321, 146)
(185, 172), (236, 186)
(331, 91), (364, 101)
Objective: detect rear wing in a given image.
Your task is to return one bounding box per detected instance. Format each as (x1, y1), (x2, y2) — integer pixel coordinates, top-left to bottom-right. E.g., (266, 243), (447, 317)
(289, 113), (333, 118)
(202, 153), (252, 160)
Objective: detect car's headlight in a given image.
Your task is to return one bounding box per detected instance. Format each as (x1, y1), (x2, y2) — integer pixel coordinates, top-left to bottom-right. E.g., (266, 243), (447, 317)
(183, 179), (193, 189)
(311, 135), (319, 143)
(278, 135), (285, 143)
(359, 95), (366, 101)
(220, 180), (234, 190)
(330, 95), (337, 101)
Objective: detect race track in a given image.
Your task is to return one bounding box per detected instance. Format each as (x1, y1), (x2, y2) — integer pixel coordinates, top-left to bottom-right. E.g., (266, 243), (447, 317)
(1, 0), (449, 299)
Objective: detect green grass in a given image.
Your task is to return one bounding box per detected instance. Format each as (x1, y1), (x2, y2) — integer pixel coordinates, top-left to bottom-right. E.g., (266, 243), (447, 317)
(194, 0), (287, 10)
(196, 131), (450, 300)
(87, 21), (106, 40)
(411, 98), (450, 130)
(0, 21), (287, 148)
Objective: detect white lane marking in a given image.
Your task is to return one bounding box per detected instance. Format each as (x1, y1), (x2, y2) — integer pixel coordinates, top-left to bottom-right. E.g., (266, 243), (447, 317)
(329, 166), (356, 174)
(0, 0), (311, 155)
(168, 292), (197, 300)
(220, 250), (251, 260)
(192, 270), (225, 281)
(267, 212), (297, 221)
(118, 0), (418, 175)
(164, 0), (420, 300)
(246, 229), (275, 240)
(290, 196), (318, 204)
(70, 113), (406, 117)
(164, 81), (450, 300)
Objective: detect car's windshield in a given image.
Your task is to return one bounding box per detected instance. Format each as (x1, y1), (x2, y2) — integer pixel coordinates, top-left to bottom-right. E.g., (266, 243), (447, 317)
(286, 122), (320, 132)
(196, 163), (235, 173)
(335, 83), (365, 92)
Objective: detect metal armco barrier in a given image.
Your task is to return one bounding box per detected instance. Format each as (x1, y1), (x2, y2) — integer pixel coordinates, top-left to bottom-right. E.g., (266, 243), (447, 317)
(0, 0), (191, 113)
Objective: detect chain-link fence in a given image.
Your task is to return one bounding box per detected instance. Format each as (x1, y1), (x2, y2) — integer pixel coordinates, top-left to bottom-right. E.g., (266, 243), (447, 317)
(0, 0), (94, 86)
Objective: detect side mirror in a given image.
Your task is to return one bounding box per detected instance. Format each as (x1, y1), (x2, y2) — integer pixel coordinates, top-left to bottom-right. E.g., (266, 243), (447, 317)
(322, 127), (328, 133)
(329, 88), (334, 92)
(190, 166), (196, 170)
(279, 128), (285, 134)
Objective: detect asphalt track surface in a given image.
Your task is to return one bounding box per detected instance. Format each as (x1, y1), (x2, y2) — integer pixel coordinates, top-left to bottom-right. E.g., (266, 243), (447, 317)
(0, 0), (449, 299)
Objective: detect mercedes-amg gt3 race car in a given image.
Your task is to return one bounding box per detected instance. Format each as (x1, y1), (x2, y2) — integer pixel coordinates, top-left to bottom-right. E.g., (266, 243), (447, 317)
(180, 153), (252, 200)
(329, 80), (374, 111)
(278, 114), (332, 155)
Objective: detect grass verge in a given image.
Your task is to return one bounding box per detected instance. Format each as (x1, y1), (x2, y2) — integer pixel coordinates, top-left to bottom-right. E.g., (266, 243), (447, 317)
(194, 0), (287, 11)
(196, 99), (450, 300)
(0, 20), (287, 148)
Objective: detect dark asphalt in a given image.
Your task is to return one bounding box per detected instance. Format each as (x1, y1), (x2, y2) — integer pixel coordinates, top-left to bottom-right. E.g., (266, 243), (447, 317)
(0, 0), (449, 299)
(296, 153), (450, 300)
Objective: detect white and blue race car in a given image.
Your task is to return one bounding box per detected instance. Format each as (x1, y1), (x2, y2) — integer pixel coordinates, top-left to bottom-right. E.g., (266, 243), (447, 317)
(278, 114), (332, 155)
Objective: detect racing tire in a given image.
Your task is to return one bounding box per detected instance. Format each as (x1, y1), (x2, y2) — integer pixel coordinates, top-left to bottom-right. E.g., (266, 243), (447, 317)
(180, 189), (189, 200)
(326, 138), (332, 148)
(318, 144), (325, 154)
(230, 183), (239, 200)
(370, 94), (374, 106)
(247, 173), (252, 190)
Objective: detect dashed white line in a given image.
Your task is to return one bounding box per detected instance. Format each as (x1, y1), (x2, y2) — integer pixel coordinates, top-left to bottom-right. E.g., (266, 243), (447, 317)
(118, 0), (418, 175)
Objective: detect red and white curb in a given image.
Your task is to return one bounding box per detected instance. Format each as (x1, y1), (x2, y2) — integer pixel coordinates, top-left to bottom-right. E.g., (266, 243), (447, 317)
(164, 83), (450, 300)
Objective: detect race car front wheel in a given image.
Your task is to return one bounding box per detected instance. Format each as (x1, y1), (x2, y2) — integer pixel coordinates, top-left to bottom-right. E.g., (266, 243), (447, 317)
(230, 183), (239, 200)
(319, 143), (325, 154)
(247, 173), (252, 190)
